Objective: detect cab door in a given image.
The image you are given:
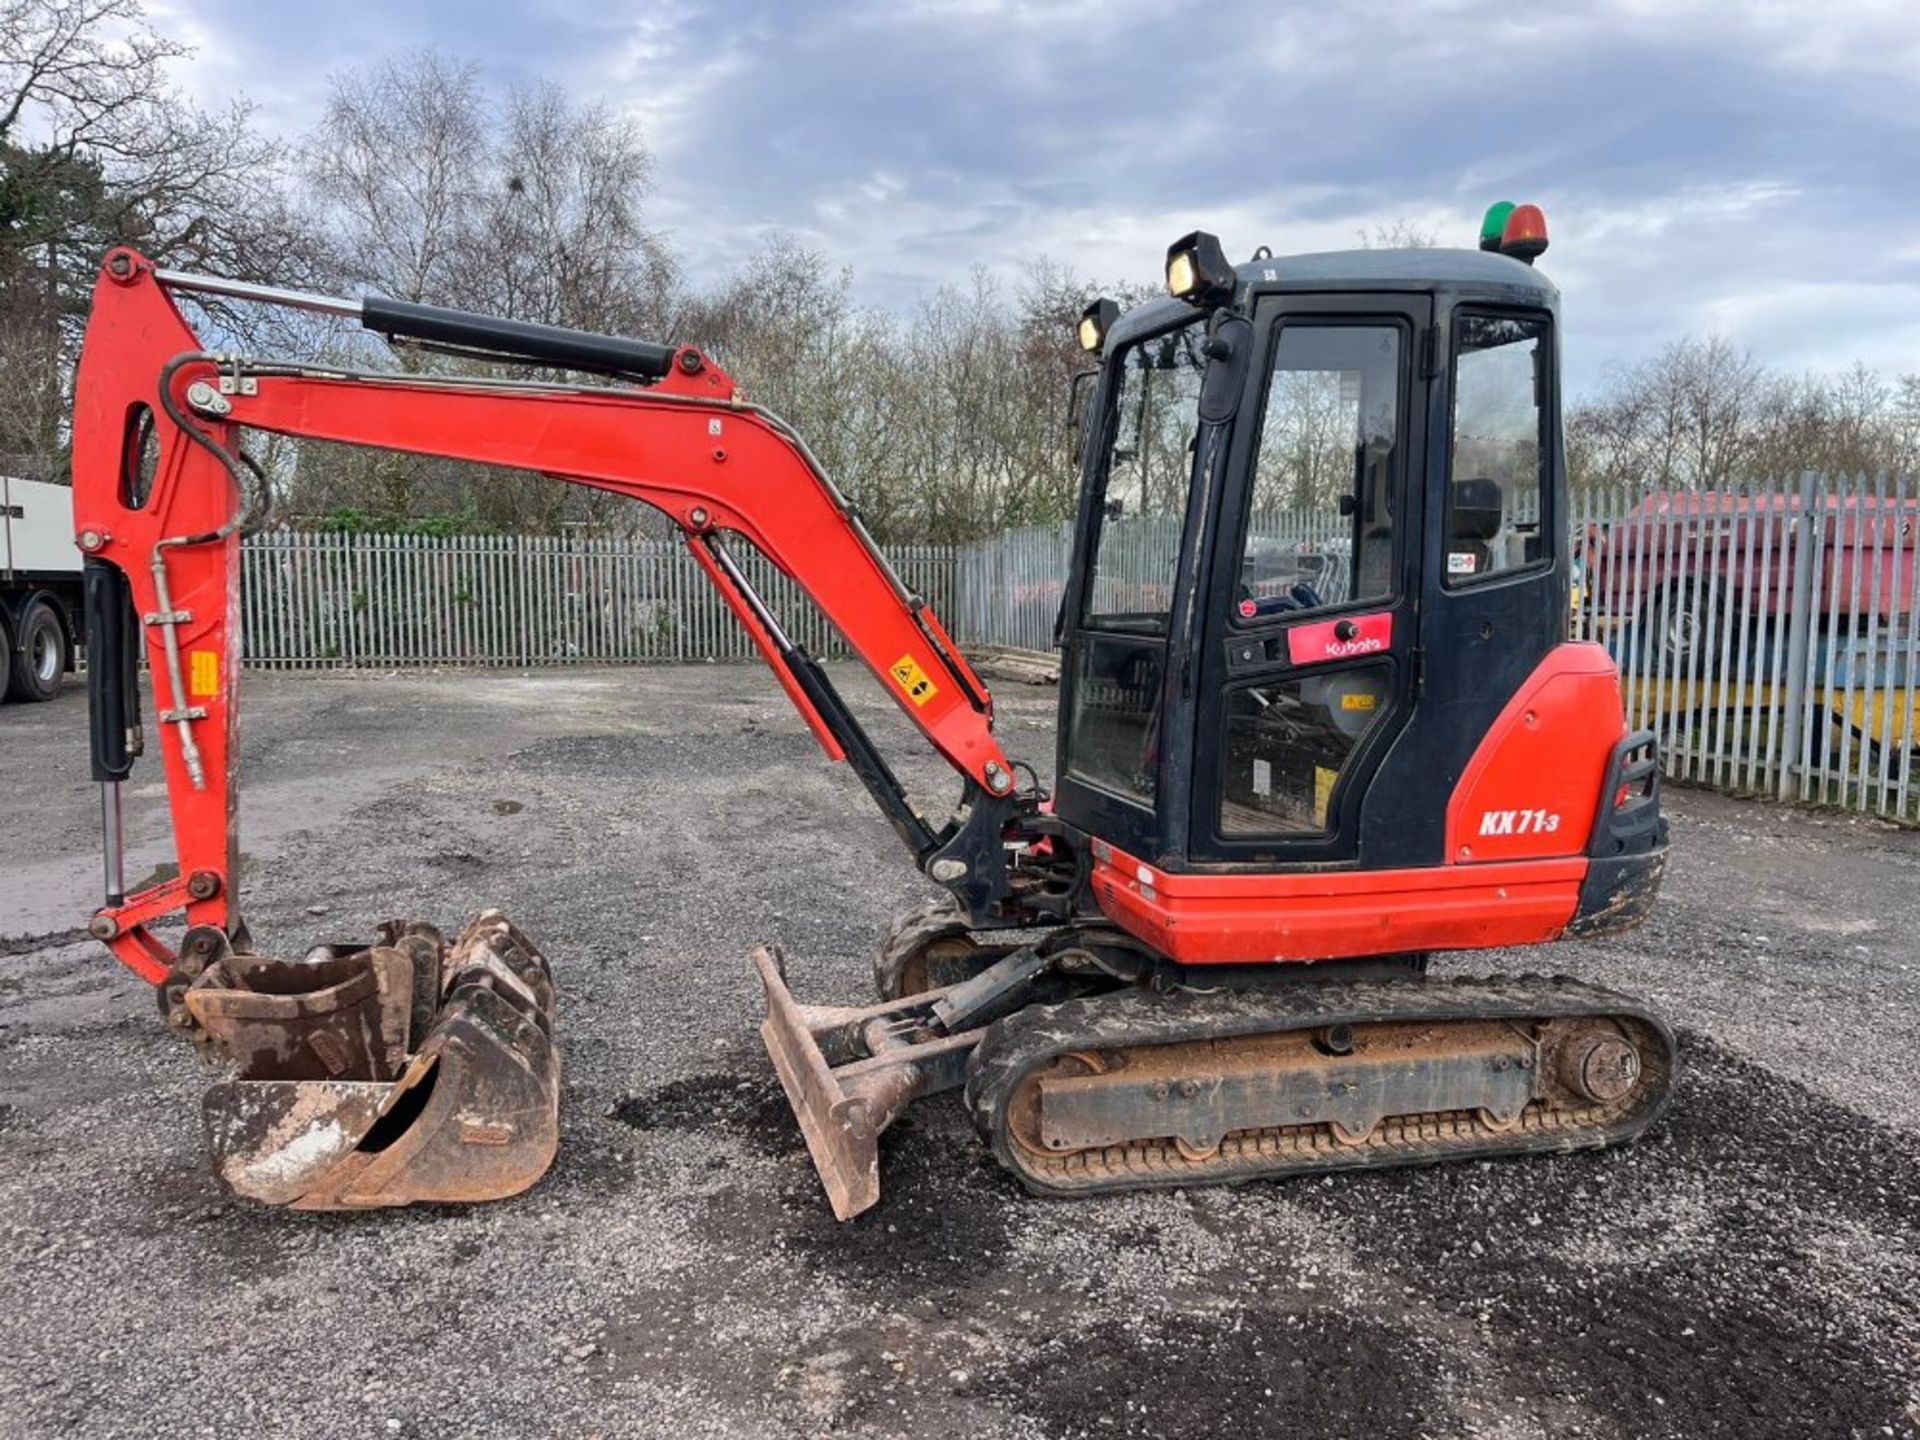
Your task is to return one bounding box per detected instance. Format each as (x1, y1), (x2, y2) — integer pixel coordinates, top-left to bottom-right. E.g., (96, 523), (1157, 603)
(1188, 294), (1430, 864)
(1054, 316), (1212, 861)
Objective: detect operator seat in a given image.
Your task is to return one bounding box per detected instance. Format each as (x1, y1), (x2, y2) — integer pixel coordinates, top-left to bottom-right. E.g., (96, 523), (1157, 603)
(1448, 477), (1504, 579)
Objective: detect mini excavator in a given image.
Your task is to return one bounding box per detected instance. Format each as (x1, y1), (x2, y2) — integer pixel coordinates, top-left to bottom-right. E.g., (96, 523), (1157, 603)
(69, 201), (1672, 1218)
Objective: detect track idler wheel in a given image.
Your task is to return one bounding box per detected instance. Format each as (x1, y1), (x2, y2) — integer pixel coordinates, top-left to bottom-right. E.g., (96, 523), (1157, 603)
(185, 911), (560, 1209)
(873, 904), (1016, 1000)
(1557, 1028), (1644, 1104)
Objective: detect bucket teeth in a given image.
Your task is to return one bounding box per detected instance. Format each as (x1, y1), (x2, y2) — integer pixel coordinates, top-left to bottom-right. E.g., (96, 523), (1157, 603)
(190, 909), (560, 1209)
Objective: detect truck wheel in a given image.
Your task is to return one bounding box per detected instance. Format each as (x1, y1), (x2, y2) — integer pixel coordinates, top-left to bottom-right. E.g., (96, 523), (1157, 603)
(1641, 584), (1710, 677)
(5, 597), (67, 703)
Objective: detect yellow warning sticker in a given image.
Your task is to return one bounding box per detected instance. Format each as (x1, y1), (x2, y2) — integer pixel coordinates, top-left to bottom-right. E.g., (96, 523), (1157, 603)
(889, 652), (939, 708)
(1340, 692), (1378, 711)
(1313, 765), (1339, 827)
(189, 649), (220, 698)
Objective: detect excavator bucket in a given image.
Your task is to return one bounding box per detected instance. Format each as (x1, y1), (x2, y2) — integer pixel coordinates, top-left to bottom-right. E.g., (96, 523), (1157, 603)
(184, 912), (559, 1209)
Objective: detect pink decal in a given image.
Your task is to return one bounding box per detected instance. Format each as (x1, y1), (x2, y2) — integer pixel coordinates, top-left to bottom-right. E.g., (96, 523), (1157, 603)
(1286, 611), (1394, 665)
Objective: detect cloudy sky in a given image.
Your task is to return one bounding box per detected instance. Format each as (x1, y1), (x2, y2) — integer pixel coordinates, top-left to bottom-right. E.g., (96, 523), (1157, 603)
(150, 0), (1919, 395)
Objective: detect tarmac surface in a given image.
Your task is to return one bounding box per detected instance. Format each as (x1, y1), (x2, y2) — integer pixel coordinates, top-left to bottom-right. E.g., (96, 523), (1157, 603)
(1, 663), (1916, 1439)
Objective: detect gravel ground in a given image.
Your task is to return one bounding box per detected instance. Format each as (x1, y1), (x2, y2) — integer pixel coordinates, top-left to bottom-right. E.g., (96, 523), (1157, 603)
(2, 663), (1917, 1440)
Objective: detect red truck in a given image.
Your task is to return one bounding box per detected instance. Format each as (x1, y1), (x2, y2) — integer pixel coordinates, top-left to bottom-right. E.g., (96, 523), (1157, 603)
(1583, 488), (1920, 669)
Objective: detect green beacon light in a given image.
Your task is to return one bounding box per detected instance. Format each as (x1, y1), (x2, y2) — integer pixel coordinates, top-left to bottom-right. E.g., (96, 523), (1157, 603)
(1479, 201), (1516, 252)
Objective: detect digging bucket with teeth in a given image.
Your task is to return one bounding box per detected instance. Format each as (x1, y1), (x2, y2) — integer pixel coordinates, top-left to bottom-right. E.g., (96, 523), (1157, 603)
(182, 911), (560, 1209)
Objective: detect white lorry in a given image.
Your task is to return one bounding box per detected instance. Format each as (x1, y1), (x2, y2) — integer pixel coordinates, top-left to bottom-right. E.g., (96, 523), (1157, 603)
(1, 476), (83, 702)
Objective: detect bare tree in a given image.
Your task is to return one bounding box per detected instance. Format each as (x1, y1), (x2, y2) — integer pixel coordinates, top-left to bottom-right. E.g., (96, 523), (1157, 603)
(1358, 219), (1438, 249)
(1569, 336), (1770, 491)
(477, 82), (675, 336)
(1567, 336), (1920, 497)
(1893, 375), (1920, 475)
(304, 52), (485, 307)
(890, 269), (1068, 542)
(0, 0), (296, 469)
(287, 51), (677, 533)
(1009, 262), (1104, 527)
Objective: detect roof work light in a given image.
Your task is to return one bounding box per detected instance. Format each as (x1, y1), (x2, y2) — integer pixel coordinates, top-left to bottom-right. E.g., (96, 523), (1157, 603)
(1165, 231), (1236, 307)
(1078, 297), (1120, 353)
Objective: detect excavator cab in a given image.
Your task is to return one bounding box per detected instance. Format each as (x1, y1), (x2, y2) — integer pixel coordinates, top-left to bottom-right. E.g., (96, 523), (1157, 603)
(1045, 232), (1665, 968)
(1064, 249), (1569, 868)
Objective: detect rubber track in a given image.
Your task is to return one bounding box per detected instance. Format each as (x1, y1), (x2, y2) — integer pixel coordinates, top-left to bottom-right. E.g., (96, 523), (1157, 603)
(962, 973), (1676, 1198)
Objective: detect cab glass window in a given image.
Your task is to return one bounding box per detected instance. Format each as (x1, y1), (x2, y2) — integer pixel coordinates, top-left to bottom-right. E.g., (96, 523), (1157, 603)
(1447, 313), (1549, 586)
(1066, 638), (1165, 803)
(1082, 320), (1207, 635)
(1234, 325), (1401, 623)
(1219, 663), (1393, 836)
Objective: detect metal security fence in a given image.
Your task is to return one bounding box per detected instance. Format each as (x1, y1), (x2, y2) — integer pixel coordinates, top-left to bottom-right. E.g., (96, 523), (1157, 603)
(1573, 472), (1920, 820)
(235, 471), (1920, 821)
(952, 475), (1920, 822)
(240, 531), (958, 668)
(947, 522), (1072, 653)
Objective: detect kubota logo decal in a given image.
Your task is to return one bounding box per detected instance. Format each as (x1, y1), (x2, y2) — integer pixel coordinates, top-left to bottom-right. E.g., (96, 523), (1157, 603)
(1286, 612), (1393, 666)
(1322, 636), (1386, 658)
(1479, 809), (1562, 837)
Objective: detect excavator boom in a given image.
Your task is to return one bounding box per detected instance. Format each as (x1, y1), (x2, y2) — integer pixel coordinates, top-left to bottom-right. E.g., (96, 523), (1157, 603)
(70, 248), (1057, 1211)
(73, 248), (1029, 989)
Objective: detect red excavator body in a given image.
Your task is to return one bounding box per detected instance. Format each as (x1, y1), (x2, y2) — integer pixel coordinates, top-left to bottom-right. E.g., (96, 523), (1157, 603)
(68, 222), (1671, 1219)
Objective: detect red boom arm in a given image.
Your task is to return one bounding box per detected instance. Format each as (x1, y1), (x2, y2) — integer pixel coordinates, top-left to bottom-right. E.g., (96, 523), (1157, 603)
(70, 249), (1020, 984)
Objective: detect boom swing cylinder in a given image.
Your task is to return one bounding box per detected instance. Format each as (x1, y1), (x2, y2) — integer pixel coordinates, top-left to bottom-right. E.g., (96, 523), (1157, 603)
(69, 220), (1674, 1220)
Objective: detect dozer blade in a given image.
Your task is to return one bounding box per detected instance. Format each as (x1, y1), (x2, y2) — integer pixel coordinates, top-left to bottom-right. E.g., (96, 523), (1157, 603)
(188, 912), (560, 1209)
(751, 945), (979, 1221)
